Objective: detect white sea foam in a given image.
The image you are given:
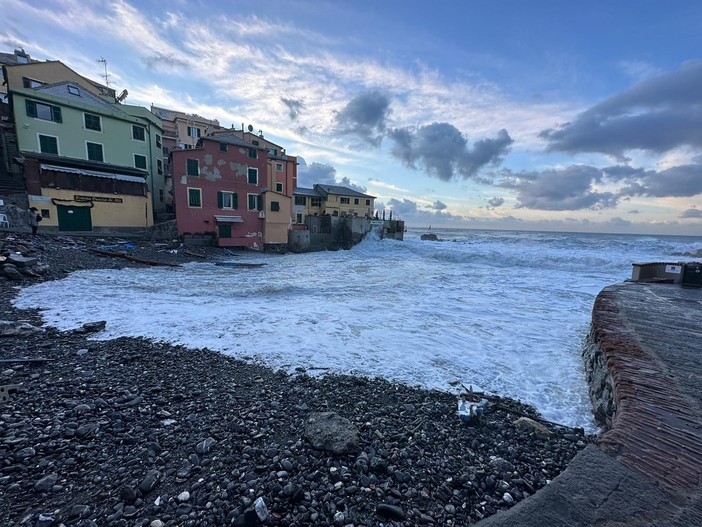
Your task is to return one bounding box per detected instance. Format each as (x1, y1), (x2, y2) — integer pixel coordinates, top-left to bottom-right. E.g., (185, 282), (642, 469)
(14, 229), (702, 431)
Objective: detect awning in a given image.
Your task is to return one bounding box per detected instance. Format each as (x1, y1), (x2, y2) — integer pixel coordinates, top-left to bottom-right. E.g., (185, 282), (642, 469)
(214, 215), (244, 223)
(40, 163), (146, 184)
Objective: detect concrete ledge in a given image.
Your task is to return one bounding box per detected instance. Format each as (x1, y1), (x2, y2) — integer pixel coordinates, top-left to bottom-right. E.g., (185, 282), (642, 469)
(476, 282), (702, 526)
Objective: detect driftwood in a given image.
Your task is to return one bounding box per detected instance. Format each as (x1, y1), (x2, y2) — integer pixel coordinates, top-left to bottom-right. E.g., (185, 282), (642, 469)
(89, 248), (181, 268)
(214, 262), (267, 268)
(184, 250), (207, 259)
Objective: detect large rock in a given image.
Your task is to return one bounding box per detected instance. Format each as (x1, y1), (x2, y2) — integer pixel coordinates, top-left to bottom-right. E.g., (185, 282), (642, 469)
(6, 253), (38, 267)
(2, 264), (23, 281)
(513, 416), (553, 437)
(304, 412), (360, 455)
(0, 320), (46, 336)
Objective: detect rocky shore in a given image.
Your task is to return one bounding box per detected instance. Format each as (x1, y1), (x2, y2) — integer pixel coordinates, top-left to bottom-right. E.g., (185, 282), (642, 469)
(1, 233), (590, 526)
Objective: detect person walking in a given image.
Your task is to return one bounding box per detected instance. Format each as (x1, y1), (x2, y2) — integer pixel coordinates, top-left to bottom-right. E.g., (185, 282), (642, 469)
(28, 207), (41, 235)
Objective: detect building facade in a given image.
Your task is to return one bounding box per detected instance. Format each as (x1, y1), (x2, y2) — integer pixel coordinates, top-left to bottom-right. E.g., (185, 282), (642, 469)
(293, 184), (375, 223)
(171, 135), (269, 249)
(11, 81), (161, 231)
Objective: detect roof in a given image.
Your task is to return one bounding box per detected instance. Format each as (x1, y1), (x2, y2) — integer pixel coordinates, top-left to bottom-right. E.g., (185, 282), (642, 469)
(23, 81), (124, 114)
(293, 186), (323, 197)
(22, 152), (149, 177)
(206, 133), (265, 150)
(314, 184), (375, 199)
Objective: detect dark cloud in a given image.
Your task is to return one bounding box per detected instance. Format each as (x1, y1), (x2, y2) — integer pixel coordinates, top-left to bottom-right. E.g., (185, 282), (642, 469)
(607, 164), (702, 198)
(388, 123), (513, 181)
(628, 210), (640, 214)
(680, 208), (702, 218)
(387, 198), (418, 216)
(429, 200), (447, 210)
(334, 91), (391, 146)
(143, 52), (189, 70)
(281, 97), (304, 120)
(296, 160), (367, 193)
(498, 165), (618, 211)
(487, 197), (505, 209)
(540, 61), (702, 158)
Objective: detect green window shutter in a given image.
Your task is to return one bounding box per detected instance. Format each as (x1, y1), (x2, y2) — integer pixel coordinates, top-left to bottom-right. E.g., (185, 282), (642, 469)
(25, 99), (36, 118)
(52, 106), (62, 123)
(232, 193), (238, 209)
(257, 195), (262, 210)
(187, 159), (199, 176)
(217, 191), (223, 208)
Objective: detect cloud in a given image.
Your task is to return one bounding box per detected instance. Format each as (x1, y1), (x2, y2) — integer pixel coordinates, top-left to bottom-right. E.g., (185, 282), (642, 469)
(143, 51), (189, 70)
(498, 165), (618, 211)
(429, 200), (447, 210)
(680, 208), (702, 218)
(388, 123), (513, 181)
(605, 164), (702, 198)
(540, 61), (702, 158)
(296, 159), (367, 193)
(334, 91), (391, 146)
(487, 197), (505, 209)
(281, 97), (304, 120)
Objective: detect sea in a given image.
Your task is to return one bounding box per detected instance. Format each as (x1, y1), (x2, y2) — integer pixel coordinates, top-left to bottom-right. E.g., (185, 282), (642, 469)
(13, 228), (702, 432)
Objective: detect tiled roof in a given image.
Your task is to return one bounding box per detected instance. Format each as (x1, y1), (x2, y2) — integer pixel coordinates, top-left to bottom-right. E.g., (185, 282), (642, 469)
(207, 134), (263, 149)
(294, 186), (323, 197)
(29, 81), (123, 114)
(314, 184), (374, 199)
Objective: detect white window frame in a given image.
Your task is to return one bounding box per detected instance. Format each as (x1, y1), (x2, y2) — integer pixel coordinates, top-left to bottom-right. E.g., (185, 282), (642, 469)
(187, 126), (201, 138)
(83, 112), (102, 132)
(132, 125), (146, 142)
(247, 193), (258, 211)
(247, 167), (259, 185)
(134, 154), (147, 170)
(67, 85), (80, 95)
(187, 187), (202, 208)
(221, 191), (235, 209)
(275, 163), (283, 172)
(37, 133), (59, 155)
(86, 141), (104, 162)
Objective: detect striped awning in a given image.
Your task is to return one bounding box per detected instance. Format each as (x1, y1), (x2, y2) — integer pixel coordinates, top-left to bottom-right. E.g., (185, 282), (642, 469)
(40, 163), (146, 184)
(214, 215), (244, 223)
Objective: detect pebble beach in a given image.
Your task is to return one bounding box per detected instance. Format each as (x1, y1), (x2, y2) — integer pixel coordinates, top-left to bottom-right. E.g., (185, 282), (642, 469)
(0, 233), (590, 526)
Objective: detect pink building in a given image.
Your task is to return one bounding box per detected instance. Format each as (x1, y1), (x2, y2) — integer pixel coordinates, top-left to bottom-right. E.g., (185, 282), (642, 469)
(172, 135), (268, 249)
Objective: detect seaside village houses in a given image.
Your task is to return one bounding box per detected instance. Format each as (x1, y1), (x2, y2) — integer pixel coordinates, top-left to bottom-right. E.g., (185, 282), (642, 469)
(0, 49), (401, 250)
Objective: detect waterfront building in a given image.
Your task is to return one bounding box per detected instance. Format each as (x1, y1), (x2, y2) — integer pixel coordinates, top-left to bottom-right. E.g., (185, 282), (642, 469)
(293, 184), (375, 222)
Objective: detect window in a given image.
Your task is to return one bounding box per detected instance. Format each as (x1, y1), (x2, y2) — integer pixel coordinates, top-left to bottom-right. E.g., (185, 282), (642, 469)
(296, 213), (302, 223)
(26, 100), (62, 122)
(275, 182), (283, 192)
(247, 193), (260, 211)
(157, 159), (163, 175)
(41, 209), (50, 219)
(268, 148), (277, 156)
(159, 189), (164, 202)
(248, 148), (257, 159)
(67, 85), (80, 95)
(218, 224), (232, 238)
(252, 140), (259, 146)
(354, 198), (359, 205)
(365, 199), (371, 206)
(155, 134), (162, 149)
(188, 188), (202, 207)
(186, 159), (199, 176)
(38, 134), (58, 155)
(270, 201), (280, 212)
(23, 77), (44, 88)
(84, 113), (101, 131)
(311, 197), (321, 207)
(219, 142), (228, 152)
(187, 126), (201, 138)
(132, 125), (146, 141)
(247, 167), (258, 185)
(276, 163), (283, 171)
(295, 196), (306, 206)
(134, 154), (147, 169)
(218, 191), (238, 209)
(86, 142), (104, 162)
(340, 197), (350, 205)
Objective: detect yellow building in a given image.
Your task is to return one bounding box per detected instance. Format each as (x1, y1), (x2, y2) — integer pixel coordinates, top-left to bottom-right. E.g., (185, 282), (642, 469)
(293, 184), (375, 223)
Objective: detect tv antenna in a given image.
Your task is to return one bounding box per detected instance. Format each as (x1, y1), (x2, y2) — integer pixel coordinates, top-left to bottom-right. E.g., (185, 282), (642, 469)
(97, 57), (111, 87)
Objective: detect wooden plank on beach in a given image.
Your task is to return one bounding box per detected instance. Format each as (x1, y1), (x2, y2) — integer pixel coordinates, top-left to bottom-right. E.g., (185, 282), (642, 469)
(89, 248), (181, 268)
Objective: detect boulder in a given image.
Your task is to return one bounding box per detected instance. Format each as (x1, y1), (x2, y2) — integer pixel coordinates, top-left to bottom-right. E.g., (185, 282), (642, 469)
(420, 233), (439, 241)
(2, 264), (23, 281)
(0, 320), (46, 336)
(304, 412), (360, 455)
(6, 253), (38, 267)
(513, 416), (553, 437)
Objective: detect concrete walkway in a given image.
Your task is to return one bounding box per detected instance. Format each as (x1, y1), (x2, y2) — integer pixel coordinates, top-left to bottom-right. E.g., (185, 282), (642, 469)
(477, 282), (702, 526)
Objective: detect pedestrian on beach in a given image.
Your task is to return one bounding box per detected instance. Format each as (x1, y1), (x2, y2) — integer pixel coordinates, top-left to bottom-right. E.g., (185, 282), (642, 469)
(28, 206), (41, 235)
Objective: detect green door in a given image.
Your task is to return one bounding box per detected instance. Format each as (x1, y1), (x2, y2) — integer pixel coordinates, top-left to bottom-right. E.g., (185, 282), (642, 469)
(57, 205), (92, 231)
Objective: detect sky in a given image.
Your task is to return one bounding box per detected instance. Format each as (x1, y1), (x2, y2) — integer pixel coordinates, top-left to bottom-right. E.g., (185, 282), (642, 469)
(2, 0), (702, 235)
